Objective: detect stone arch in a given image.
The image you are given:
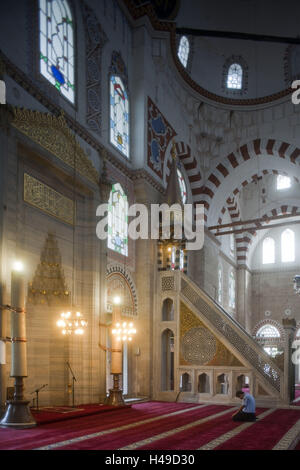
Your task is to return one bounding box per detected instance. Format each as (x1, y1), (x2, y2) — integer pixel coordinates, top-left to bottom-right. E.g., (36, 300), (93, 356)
(180, 372), (192, 392)
(245, 204), (300, 267)
(106, 263), (138, 316)
(198, 373), (210, 393)
(253, 319), (285, 340)
(164, 141), (202, 203)
(199, 139), (300, 224)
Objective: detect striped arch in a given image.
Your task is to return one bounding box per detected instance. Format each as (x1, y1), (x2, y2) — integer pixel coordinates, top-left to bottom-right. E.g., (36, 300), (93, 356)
(243, 204), (300, 266)
(106, 263), (138, 316)
(215, 168), (300, 265)
(252, 319), (285, 340)
(199, 139), (300, 223)
(164, 141), (202, 202)
(217, 169), (299, 227)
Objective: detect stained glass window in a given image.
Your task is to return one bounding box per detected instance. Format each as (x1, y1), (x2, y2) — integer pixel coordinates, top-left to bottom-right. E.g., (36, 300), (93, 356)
(277, 175), (291, 190)
(177, 169), (187, 204)
(263, 237), (275, 264)
(229, 270), (235, 309)
(281, 229), (295, 262)
(178, 36), (190, 68)
(39, 0), (75, 103)
(110, 75), (129, 158)
(108, 183), (128, 256)
(227, 63), (243, 89)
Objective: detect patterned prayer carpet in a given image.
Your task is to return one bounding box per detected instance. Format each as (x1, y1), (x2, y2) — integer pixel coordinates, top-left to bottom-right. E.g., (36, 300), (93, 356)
(0, 401), (300, 450)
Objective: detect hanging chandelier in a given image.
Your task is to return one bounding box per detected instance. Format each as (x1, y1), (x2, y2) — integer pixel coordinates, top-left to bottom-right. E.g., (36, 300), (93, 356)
(56, 310), (88, 336)
(111, 295), (136, 342)
(111, 321), (137, 342)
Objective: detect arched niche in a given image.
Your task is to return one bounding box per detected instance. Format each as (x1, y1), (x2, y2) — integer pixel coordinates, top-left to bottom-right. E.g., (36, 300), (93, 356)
(180, 372), (192, 392)
(198, 373), (210, 394)
(162, 298), (174, 321)
(236, 374), (250, 393)
(161, 329), (175, 391)
(216, 373), (229, 395)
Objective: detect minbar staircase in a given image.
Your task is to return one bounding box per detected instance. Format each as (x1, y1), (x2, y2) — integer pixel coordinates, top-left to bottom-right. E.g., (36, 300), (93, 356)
(154, 271), (292, 407)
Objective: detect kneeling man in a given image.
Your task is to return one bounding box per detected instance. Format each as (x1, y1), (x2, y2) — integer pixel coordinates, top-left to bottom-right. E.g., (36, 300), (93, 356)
(232, 390), (256, 422)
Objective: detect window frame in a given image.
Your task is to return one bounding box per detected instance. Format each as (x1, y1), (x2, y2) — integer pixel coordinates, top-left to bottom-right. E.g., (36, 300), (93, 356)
(262, 236), (275, 265)
(109, 74), (130, 160)
(177, 35), (190, 69)
(281, 228), (295, 263)
(107, 183), (129, 257)
(38, 0), (77, 106)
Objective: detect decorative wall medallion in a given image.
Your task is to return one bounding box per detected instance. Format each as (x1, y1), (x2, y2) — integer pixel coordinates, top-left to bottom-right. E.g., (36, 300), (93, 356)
(147, 96), (177, 179)
(24, 173), (75, 226)
(181, 327), (217, 365)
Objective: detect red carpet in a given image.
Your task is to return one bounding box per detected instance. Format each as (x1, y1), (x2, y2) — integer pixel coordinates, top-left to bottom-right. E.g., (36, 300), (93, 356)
(31, 404), (119, 425)
(215, 408), (300, 450)
(0, 401), (299, 450)
(137, 408), (268, 450)
(59, 404), (231, 450)
(0, 401), (196, 450)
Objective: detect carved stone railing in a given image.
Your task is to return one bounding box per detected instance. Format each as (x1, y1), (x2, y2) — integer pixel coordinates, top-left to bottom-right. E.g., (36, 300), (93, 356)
(174, 272), (283, 395)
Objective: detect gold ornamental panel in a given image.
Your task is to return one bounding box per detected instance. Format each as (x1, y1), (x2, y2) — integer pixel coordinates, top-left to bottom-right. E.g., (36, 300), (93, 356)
(24, 173), (75, 225)
(12, 107), (99, 184)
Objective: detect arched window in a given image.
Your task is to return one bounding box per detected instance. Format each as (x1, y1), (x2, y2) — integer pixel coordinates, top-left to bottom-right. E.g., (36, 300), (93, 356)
(110, 75), (129, 158)
(256, 324), (280, 338)
(229, 270), (235, 309)
(39, 0), (75, 103)
(177, 36), (190, 68)
(281, 229), (295, 262)
(218, 265), (222, 304)
(277, 175), (291, 190)
(263, 237), (275, 264)
(108, 183), (128, 256)
(227, 63), (243, 90)
(177, 169), (187, 204)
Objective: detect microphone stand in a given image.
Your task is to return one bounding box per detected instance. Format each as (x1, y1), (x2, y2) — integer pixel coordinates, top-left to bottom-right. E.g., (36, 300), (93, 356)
(30, 384), (48, 411)
(66, 362), (77, 408)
